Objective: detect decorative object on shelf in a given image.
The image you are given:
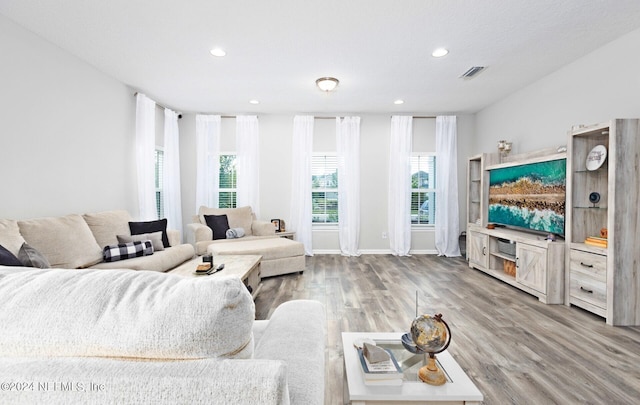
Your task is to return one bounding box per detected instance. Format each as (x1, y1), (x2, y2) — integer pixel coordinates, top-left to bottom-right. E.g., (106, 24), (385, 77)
(503, 260), (516, 277)
(271, 219), (285, 232)
(497, 140), (512, 157)
(545, 233), (556, 241)
(557, 145), (567, 153)
(586, 144), (607, 171)
(401, 313), (452, 386)
(600, 228), (608, 238)
(315, 77), (339, 92)
(589, 192), (601, 206)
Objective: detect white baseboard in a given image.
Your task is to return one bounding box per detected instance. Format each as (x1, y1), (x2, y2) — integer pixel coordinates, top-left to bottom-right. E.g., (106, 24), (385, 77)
(311, 249), (439, 255)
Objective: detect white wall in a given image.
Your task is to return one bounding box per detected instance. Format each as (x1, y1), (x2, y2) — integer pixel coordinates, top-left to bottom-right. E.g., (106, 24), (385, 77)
(0, 15), (136, 220)
(474, 27), (640, 155)
(178, 113), (474, 253)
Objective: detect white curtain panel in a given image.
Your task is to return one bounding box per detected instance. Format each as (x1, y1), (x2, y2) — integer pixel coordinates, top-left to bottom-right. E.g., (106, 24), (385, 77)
(236, 115), (260, 217)
(435, 115), (461, 257)
(336, 116), (361, 257)
(388, 116), (413, 256)
(195, 115), (221, 210)
(290, 116), (314, 256)
(163, 108), (183, 234)
(135, 93), (157, 220)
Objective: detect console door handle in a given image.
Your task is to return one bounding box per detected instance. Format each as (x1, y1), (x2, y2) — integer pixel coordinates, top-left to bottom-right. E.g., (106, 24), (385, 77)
(580, 262), (594, 268)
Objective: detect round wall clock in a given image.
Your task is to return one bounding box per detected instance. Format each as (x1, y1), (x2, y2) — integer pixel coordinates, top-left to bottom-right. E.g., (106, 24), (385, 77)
(586, 144), (607, 171)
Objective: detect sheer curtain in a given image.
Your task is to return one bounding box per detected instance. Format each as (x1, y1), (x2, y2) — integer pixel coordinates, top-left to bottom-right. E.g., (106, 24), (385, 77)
(195, 115), (221, 210)
(236, 116), (260, 217)
(388, 116), (413, 256)
(135, 93), (157, 220)
(163, 108), (182, 234)
(290, 116), (314, 256)
(336, 116), (361, 256)
(435, 115), (461, 257)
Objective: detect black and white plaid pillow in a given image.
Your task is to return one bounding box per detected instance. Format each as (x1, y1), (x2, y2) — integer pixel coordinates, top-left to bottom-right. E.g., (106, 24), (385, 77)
(103, 240), (153, 262)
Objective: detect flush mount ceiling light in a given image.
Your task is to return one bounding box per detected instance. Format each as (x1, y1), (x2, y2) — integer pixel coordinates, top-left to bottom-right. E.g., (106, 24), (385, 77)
(209, 48), (226, 57)
(431, 48), (449, 58)
(249, 99), (260, 105)
(316, 77), (339, 92)
(394, 99), (404, 105)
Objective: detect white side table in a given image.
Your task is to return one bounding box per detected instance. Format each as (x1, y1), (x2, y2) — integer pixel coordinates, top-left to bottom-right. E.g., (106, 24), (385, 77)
(276, 231), (295, 240)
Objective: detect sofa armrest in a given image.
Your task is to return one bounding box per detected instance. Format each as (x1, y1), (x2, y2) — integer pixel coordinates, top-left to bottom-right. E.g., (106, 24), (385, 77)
(166, 229), (181, 247)
(253, 219), (277, 236)
(187, 222), (212, 245)
(255, 300), (325, 405)
(0, 357), (290, 405)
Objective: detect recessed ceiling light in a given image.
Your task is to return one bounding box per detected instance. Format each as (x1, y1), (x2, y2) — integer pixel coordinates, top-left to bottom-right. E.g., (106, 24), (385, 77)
(432, 48), (449, 58)
(394, 99), (404, 105)
(249, 99), (259, 105)
(209, 48), (226, 57)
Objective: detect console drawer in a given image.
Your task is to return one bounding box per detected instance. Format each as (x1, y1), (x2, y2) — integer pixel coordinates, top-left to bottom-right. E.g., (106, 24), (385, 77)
(569, 249), (606, 281)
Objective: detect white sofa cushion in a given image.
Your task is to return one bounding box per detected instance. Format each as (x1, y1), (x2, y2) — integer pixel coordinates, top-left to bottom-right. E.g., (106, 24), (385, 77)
(17, 214), (103, 268)
(208, 237), (304, 261)
(198, 205), (254, 236)
(90, 243), (194, 272)
(0, 268), (255, 360)
(0, 219), (26, 257)
(255, 300), (325, 405)
(83, 210), (132, 249)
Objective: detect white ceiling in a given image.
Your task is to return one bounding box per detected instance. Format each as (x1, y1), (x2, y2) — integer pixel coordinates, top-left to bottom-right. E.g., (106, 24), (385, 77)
(2, 0), (640, 115)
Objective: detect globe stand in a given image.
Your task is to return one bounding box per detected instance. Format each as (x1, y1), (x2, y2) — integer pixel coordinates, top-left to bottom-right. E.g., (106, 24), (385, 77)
(402, 313), (452, 386)
(418, 353), (446, 386)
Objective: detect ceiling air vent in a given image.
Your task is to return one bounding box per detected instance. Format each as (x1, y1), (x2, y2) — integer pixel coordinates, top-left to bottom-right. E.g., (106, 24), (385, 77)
(460, 66), (485, 79)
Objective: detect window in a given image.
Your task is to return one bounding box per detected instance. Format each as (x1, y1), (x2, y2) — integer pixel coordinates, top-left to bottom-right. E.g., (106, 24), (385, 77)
(154, 148), (164, 219)
(312, 154), (338, 223)
(411, 154), (436, 225)
(219, 154), (237, 208)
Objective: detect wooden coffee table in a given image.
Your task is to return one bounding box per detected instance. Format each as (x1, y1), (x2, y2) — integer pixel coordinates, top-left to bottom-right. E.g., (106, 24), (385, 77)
(169, 255), (262, 298)
(342, 332), (483, 404)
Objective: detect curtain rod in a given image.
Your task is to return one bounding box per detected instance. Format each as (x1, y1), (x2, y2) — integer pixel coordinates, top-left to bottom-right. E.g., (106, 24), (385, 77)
(133, 92), (182, 119)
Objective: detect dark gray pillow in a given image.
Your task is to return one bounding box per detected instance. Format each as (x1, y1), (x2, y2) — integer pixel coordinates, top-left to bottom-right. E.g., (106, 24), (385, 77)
(0, 244), (23, 266)
(117, 231), (164, 252)
(18, 243), (51, 268)
(204, 214), (230, 240)
(129, 219), (169, 248)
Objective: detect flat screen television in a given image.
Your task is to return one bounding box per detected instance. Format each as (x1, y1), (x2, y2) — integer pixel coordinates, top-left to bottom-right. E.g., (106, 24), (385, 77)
(488, 158), (566, 236)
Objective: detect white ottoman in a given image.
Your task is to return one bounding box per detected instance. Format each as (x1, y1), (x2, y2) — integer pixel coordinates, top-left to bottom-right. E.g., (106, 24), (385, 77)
(207, 237), (306, 278)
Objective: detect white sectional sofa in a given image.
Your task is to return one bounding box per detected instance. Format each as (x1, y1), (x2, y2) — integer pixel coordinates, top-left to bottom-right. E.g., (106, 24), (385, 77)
(0, 210), (194, 272)
(187, 206), (306, 277)
(0, 267), (326, 404)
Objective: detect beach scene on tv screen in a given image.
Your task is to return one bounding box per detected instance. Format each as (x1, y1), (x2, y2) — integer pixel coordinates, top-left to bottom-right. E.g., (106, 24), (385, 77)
(488, 159), (566, 235)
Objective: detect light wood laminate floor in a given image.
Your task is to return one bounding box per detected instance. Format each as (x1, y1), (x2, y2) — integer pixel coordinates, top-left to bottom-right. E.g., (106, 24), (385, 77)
(254, 254), (640, 405)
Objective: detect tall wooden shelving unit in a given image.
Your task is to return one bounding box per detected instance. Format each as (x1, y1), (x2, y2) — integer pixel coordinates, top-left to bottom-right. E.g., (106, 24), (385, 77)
(565, 119), (640, 326)
(466, 154), (497, 262)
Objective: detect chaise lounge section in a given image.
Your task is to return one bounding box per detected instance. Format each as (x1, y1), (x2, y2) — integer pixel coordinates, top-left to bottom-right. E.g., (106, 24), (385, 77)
(187, 206), (306, 277)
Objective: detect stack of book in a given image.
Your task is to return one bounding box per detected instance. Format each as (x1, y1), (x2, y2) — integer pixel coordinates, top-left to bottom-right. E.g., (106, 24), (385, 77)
(357, 344), (403, 386)
(584, 236), (608, 248)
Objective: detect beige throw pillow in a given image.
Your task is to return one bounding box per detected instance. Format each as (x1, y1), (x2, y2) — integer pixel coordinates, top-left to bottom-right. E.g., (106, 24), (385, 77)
(117, 232), (165, 252)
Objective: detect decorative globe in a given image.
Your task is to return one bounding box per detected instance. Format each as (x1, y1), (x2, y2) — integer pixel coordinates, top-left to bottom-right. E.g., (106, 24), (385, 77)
(409, 314), (450, 354)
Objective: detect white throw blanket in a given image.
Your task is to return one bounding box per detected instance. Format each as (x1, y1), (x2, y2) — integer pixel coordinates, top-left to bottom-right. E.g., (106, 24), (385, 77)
(226, 227), (245, 239)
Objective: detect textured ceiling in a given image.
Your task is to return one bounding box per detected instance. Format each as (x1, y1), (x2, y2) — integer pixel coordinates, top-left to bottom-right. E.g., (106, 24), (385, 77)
(2, 0), (640, 115)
